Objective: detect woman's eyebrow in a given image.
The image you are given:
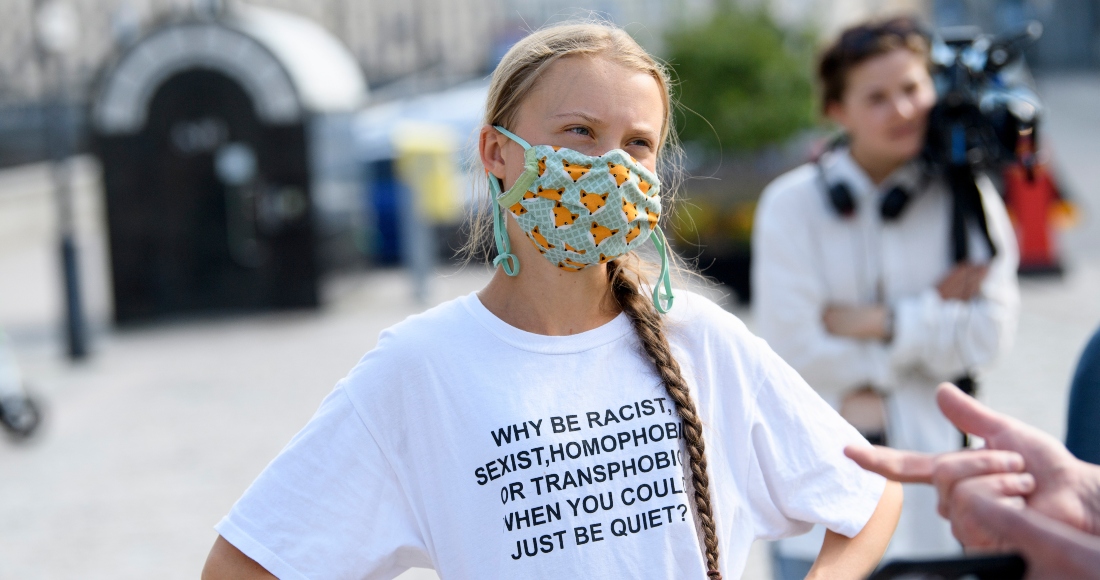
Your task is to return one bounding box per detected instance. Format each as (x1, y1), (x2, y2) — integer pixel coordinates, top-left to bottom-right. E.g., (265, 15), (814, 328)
(549, 111), (602, 124)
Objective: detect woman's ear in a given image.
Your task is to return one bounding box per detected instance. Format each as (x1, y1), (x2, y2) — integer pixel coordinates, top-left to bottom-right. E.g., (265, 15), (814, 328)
(479, 125), (508, 180)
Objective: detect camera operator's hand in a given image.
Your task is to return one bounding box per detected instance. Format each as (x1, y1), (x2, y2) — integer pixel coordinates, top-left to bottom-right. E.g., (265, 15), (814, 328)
(822, 304), (890, 340)
(845, 384), (1100, 548)
(936, 263), (989, 301)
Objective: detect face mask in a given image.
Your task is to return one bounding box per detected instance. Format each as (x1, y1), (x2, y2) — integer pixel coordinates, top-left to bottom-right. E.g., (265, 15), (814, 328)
(488, 125), (673, 313)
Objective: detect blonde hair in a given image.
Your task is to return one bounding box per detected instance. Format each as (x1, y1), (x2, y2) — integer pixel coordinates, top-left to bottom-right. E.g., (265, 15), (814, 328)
(469, 21), (724, 579)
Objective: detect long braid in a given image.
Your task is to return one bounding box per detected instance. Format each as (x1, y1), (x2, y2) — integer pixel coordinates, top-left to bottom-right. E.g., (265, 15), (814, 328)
(607, 259), (723, 579)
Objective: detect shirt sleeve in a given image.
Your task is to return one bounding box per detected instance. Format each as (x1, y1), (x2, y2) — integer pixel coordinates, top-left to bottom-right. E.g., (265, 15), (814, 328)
(744, 335), (887, 541)
(751, 179), (896, 401)
(889, 177), (1020, 378)
(216, 384), (431, 580)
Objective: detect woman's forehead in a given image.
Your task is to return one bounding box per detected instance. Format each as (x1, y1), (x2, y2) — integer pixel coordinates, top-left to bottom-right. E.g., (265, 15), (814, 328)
(847, 49), (929, 93)
(519, 55), (665, 131)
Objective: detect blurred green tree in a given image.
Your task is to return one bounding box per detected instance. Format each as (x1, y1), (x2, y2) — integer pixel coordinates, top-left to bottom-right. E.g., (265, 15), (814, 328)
(664, 4), (816, 153)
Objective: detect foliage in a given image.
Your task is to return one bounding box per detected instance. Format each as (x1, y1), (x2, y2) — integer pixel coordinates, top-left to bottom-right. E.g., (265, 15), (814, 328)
(664, 5), (816, 153)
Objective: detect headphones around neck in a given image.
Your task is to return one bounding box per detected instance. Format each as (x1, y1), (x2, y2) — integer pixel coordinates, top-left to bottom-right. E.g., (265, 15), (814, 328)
(814, 136), (925, 221)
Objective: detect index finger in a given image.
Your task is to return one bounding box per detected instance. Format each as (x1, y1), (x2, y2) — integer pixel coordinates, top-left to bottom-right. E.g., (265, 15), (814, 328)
(844, 444), (936, 483)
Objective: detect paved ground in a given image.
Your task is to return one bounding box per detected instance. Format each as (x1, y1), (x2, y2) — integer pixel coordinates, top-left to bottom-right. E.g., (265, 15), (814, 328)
(0, 73), (1097, 579)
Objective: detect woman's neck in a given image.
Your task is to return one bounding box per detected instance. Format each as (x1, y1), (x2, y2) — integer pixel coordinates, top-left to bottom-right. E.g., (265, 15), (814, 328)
(477, 236), (620, 336)
(849, 142), (906, 186)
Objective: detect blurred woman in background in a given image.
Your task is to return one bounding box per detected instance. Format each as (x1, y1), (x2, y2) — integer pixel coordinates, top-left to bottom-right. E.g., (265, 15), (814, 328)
(751, 15), (1020, 579)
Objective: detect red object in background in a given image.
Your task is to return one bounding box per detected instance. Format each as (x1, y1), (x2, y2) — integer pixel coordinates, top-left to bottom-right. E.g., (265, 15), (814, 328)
(1003, 162), (1066, 275)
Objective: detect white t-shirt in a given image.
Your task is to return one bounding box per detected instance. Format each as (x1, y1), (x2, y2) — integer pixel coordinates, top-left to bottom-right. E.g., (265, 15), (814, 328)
(216, 291), (885, 579)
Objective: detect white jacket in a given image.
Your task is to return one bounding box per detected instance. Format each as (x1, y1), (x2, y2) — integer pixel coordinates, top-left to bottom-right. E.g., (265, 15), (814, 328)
(752, 148), (1019, 559)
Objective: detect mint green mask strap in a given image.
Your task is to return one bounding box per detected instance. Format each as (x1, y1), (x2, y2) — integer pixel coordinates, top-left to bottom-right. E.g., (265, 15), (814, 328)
(491, 126), (539, 208)
(493, 125), (532, 149)
(488, 173), (519, 276)
(651, 226), (674, 313)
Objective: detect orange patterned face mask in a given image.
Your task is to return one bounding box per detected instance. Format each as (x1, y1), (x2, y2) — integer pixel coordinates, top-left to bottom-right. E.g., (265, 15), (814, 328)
(488, 126), (673, 312)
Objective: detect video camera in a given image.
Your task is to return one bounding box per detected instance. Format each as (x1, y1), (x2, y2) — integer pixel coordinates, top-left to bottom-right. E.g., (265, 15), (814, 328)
(921, 22), (1044, 263)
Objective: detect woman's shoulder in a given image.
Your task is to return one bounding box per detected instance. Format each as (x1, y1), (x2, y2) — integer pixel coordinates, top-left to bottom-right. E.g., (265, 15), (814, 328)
(344, 294), (478, 383)
(758, 161), (819, 210)
(665, 289), (759, 355)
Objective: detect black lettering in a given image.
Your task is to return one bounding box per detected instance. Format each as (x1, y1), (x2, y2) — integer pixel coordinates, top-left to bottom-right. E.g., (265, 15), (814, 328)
(562, 470), (577, 490)
(574, 526), (589, 545)
(654, 397), (667, 413)
(497, 457), (512, 476)
(604, 409), (621, 424)
(638, 483), (653, 502)
(601, 435), (617, 453)
(600, 492), (614, 511)
(504, 512), (515, 531)
(532, 505), (546, 526)
(551, 416), (566, 433)
(475, 466), (488, 485)
(617, 431), (630, 449)
(619, 404), (635, 421)
(530, 419), (543, 437)
(591, 523), (604, 542)
(654, 478), (669, 498)
(567, 497), (581, 517)
(530, 475), (544, 495)
(672, 476), (685, 495)
(581, 438), (600, 457)
(628, 513), (642, 533)
(523, 537), (538, 557)
(611, 518), (627, 536)
(565, 441), (582, 459)
(641, 399), (655, 416)
(586, 411), (603, 428)
(511, 540), (522, 560)
(622, 486), (636, 506)
(549, 444), (565, 463)
(632, 427), (648, 447)
(540, 534), (554, 553)
(509, 481), (526, 501)
(593, 464), (607, 482)
(547, 502), (560, 522)
(639, 454), (654, 473)
(553, 530), (566, 549)
(514, 422), (530, 439)
(546, 473), (562, 492)
(655, 451), (670, 469)
(623, 458), (638, 478)
(492, 426), (513, 447)
(665, 422), (679, 440)
(662, 505), (674, 523)
(608, 461), (621, 481)
(576, 466), (593, 486)
(566, 414), (581, 432)
(517, 450), (531, 470)
(488, 462), (501, 481)
(516, 509), (531, 529)
(531, 446), (545, 465)
(649, 424), (665, 443)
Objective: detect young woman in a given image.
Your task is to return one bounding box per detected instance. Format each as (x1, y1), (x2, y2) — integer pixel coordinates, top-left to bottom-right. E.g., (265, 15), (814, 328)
(752, 16), (1019, 578)
(203, 22), (901, 580)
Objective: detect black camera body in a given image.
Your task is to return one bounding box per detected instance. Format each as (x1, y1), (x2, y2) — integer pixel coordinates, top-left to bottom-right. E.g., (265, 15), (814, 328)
(924, 22), (1043, 172)
(920, 22), (1043, 264)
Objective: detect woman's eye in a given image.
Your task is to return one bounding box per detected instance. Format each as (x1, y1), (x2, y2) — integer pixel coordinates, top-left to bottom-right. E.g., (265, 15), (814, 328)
(567, 126), (592, 137)
(628, 139), (653, 150)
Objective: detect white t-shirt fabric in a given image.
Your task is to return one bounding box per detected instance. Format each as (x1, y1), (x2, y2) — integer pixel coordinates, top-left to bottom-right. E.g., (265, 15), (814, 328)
(216, 290), (885, 579)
